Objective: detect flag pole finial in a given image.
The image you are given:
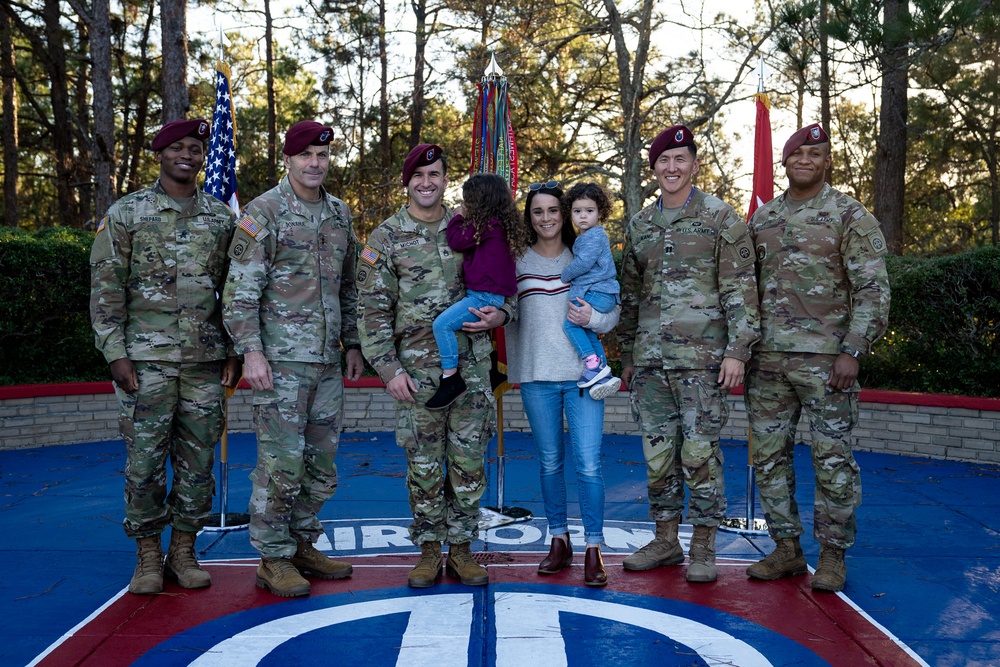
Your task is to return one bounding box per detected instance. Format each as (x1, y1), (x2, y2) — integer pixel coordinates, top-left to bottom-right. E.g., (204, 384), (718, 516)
(484, 52), (504, 79)
(757, 56), (765, 94)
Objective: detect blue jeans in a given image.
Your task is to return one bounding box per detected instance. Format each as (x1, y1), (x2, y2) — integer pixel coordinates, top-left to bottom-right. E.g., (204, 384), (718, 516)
(433, 290), (505, 371)
(520, 381), (606, 543)
(563, 290), (617, 361)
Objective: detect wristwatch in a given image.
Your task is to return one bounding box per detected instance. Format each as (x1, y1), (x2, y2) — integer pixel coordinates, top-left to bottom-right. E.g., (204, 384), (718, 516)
(840, 344), (864, 359)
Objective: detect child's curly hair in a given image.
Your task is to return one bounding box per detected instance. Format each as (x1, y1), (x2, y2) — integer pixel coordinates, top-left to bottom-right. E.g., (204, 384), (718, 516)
(562, 182), (613, 225)
(462, 173), (530, 257)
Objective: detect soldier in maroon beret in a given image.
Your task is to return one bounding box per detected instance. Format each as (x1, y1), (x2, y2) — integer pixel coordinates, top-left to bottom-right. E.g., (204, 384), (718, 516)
(90, 116), (239, 596)
(618, 123), (760, 584)
(223, 120), (362, 598)
(745, 124), (890, 593)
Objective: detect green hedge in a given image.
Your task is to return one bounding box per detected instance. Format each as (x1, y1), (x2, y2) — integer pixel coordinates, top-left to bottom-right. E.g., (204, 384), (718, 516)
(0, 227), (107, 384)
(862, 246), (1000, 397)
(1, 228), (998, 396)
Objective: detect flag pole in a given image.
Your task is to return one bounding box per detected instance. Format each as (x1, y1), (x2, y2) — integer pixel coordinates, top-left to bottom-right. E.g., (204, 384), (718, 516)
(472, 52), (531, 531)
(205, 23), (248, 531)
(722, 55), (769, 536)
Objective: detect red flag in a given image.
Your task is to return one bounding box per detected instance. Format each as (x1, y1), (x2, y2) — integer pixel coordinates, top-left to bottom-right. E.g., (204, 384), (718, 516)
(747, 92), (774, 221)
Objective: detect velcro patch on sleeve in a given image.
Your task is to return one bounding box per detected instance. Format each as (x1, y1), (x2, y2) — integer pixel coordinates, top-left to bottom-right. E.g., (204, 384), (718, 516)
(228, 227), (257, 262)
(238, 213), (264, 238)
(360, 245), (381, 265)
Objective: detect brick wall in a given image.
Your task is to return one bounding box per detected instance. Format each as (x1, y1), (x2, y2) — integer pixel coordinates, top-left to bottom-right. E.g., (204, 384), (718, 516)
(1, 383), (998, 465)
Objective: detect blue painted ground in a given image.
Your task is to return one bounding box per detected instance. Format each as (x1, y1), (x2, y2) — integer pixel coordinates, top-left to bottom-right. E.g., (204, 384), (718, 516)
(1, 431), (998, 666)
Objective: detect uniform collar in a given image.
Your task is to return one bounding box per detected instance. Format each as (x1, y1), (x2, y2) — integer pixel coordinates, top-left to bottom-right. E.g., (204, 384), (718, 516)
(151, 179), (217, 216)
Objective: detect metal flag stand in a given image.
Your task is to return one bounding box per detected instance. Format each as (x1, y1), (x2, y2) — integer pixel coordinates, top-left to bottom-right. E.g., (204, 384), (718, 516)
(203, 26), (248, 532)
(471, 53), (532, 531)
(721, 56), (770, 537)
(204, 386), (250, 531)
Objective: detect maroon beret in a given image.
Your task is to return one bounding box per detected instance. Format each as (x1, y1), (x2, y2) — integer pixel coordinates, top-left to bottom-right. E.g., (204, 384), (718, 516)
(282, 121), (334, 156)
(782, 123), (830, 164)
(150, 119), (210, 151)
(402, 143), (444, 185)
(648, 125), (695, 168)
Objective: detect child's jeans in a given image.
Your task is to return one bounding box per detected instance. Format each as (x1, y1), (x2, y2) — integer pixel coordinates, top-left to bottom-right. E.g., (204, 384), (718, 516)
(432, 289), (505, 370)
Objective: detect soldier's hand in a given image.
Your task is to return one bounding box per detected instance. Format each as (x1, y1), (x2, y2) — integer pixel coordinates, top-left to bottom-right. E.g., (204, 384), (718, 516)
(717, 357), (746, 390)
(621, 364), (635, 389)
(243, 350), (274, 391)
(221, 357), (242, 388)
(345, 348), (364, 382)
(386, 371), (417, 403)
(109, 357), (138, 393)
(462, 305), (505, 332)
(827, 353), (860, 390)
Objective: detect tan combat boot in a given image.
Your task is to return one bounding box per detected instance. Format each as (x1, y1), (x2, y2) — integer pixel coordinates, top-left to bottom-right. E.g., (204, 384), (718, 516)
(408, 542), (443, 588)
(622, 519), (684, 571)
(746, 537), (808, 580)
(290, 542), (353, 580)
(129, 535), (164, 595)
(811, 546), (847, 592)
(446, 542), (489, 586)
(686, 525), (718, 583)
(164, 529), (211, 589)
(256, 558), (311, 597)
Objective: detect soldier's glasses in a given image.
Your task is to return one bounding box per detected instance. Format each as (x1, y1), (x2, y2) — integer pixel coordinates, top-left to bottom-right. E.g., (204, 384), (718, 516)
(528, 180), (560, 191)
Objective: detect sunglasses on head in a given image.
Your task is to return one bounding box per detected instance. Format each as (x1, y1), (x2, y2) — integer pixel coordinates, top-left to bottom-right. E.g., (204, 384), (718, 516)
(528, 180), (560, 192)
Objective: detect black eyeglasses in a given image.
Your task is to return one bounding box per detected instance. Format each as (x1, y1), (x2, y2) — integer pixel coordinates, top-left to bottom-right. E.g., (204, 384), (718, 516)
(528, 180), (560, 192)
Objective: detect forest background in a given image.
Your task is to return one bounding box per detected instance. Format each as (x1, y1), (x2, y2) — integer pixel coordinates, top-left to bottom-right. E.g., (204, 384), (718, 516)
(0, 0), (999, 395)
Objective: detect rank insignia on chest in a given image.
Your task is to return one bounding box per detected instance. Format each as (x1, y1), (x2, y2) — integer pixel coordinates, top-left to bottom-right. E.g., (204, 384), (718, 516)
(360, 245), (381, 265)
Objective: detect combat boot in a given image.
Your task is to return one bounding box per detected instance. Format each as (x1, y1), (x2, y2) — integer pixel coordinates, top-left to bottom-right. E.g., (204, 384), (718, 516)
(746, 537), (807, 580)
(686, 525), (718, 583)
(408, 542), (443, 588)
(290, 542), (353, 580)
(446, 542), (489, 586)
(164, 529), (211, 589)
(256, 558), (311, 597)
(622, 519), (684, 571)
(129, 535), (164, 595)
(811, 546), (847, 592)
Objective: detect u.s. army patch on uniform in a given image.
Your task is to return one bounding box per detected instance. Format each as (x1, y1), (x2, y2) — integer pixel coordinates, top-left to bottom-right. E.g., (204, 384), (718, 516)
(229, 213), (268, 262)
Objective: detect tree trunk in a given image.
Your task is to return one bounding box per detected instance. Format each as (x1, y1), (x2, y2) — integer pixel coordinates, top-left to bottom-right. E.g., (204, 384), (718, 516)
(602, 0), (653, 223)
(43, 0), (79, 226)
(873, 0), (907, 255)
(265, 0), (277, 188)
(90, 0), (116, 218)
(119, 2), (155, 195)
(160, 0), (189, 122)
(819, 0), (832, 185)
(409, 0), (427, 149)
(1, 9), (18, 227)
(379, 0), (390, 211)
(74, 16), (93, 225)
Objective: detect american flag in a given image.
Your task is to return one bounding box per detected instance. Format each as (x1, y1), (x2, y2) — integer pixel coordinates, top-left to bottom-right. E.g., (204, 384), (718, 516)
(204, 61), (239, 212)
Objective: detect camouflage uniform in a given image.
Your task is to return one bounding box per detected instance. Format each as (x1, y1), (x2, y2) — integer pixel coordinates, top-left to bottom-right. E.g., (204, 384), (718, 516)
(223, 175), (360, 559)
(618, 189), (760, 526)
(357, 205), (509, 545)
(746, 183), (890, 549)
(89, 180), (235, 538)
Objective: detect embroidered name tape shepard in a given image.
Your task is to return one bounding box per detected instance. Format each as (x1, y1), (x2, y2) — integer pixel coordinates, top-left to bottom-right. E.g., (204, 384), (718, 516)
(360, 245), (381, 265)
(238, 214), (263, 238)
